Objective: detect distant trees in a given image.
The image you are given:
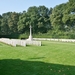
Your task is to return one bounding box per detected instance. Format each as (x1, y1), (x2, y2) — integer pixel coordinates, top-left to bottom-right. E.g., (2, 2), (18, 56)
(18, 6), (51, 34)
(0, 12), (19, 35)
(50, 0), (75, 38)
(0, 0), (75, 38)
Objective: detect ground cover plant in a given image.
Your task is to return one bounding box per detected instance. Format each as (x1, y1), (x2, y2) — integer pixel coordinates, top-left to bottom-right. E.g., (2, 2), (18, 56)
(0, 41), (75, 75)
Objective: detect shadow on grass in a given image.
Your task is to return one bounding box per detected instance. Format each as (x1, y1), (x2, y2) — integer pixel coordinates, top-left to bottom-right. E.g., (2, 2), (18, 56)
(0, 59), (75, 75)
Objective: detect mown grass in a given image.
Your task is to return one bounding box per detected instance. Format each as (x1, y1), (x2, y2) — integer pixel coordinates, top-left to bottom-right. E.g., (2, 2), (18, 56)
(0, 41), (75, 75)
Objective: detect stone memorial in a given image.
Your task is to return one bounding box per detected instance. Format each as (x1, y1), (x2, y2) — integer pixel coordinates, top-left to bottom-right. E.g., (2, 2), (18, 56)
(26, 25), (42, 46)
(27, 25), (33, 41)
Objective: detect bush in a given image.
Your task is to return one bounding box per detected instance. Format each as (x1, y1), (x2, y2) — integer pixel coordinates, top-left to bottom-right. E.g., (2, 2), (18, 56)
(19, 33), (29, 39)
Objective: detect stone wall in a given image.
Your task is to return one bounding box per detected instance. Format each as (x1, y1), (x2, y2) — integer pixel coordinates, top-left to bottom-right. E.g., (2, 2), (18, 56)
(33, 38), (75, 42)
(0, 38), (41, 46)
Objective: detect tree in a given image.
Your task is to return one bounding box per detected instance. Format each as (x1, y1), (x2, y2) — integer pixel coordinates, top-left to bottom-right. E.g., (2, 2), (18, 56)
(50, 8), (64, 31)
(37, 6), (51, 33)
(1, 12), (10, 35)
(17, 11), (30, 33)
(8, 12), (19, 34)
(0, 15), (2, 35)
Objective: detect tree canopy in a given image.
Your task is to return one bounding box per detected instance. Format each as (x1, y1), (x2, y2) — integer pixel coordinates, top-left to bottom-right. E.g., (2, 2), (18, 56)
(0, 0), (75, 38)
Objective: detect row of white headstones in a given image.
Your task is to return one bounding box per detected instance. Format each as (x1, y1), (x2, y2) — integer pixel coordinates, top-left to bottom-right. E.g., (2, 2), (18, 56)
(0, 38), (41, 46)
(34, 38), (75, 42)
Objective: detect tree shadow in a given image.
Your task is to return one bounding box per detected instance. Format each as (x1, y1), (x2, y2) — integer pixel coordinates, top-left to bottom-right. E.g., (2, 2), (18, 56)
(0, 59), (75, 75)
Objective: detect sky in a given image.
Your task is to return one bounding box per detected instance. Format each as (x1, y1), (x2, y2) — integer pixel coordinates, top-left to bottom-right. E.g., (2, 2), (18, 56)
(0, 0), (68, 15)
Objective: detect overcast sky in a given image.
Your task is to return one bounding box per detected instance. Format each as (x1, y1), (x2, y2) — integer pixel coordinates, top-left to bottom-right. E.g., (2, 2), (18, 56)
(0, 0), (68, 15)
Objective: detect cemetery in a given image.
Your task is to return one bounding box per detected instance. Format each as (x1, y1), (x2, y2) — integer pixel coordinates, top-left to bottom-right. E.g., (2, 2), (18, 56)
(0, 0), (75, 75)
(0, 25), (75, 47)
(0, 25), (41, 47)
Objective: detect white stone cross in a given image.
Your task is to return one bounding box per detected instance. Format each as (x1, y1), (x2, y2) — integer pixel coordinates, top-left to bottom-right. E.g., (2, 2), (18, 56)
(27, 25), (33, 41)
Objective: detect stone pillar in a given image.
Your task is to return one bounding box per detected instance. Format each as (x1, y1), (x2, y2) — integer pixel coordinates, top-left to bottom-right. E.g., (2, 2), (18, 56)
(27, 25), (33, 41)
(30, 25), (32, 37)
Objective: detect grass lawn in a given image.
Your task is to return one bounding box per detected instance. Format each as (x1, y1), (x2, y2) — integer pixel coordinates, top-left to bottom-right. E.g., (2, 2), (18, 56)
(0, 41), (75, 75)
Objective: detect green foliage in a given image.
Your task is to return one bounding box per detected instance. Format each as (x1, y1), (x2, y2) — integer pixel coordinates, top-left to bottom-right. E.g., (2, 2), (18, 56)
(69, 0), (75, 2)
(0, 12), (19, 35)
(1, 1), (75, 39)
(19, 33), (29, 39)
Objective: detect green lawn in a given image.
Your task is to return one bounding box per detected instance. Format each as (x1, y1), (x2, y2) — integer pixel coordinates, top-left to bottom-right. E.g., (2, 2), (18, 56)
(0, 41), (75, 75)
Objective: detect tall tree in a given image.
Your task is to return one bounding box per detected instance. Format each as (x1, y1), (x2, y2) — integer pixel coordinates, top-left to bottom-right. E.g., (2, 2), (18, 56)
(50, 8), (64, 31)
(37, 6), (51, 33)
(8, 12), (19, 34)
(1, 12), (10, 35)
(27, 6), (39, 33)
(18, 11), (30, 33)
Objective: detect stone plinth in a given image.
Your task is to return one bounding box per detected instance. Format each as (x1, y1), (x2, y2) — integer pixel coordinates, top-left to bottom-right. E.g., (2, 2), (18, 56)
(27, 25), (33, 41)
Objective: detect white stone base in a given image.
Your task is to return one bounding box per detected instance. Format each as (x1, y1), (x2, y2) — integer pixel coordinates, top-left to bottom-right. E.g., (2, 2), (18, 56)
(26, 40), (41, 46)
(26, 35), (33, 41)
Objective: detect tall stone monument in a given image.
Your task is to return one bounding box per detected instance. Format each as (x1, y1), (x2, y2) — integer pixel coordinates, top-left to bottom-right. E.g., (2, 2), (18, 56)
(26, 25), (42, 46)
(27, 25), (33, 41)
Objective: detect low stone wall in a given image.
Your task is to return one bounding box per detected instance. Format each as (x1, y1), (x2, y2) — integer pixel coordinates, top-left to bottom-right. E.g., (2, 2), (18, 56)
(26, 40), (41, 46)
(0, 38), (26, 47)
(1, 38), (75, 46)
(11, 39), (26, 46)
(0, 38), (41, 46)
(33, 38), (75, 42)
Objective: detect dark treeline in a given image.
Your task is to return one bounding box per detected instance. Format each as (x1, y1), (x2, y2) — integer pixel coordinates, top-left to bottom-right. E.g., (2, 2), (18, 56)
(0, 0), (75, 39)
